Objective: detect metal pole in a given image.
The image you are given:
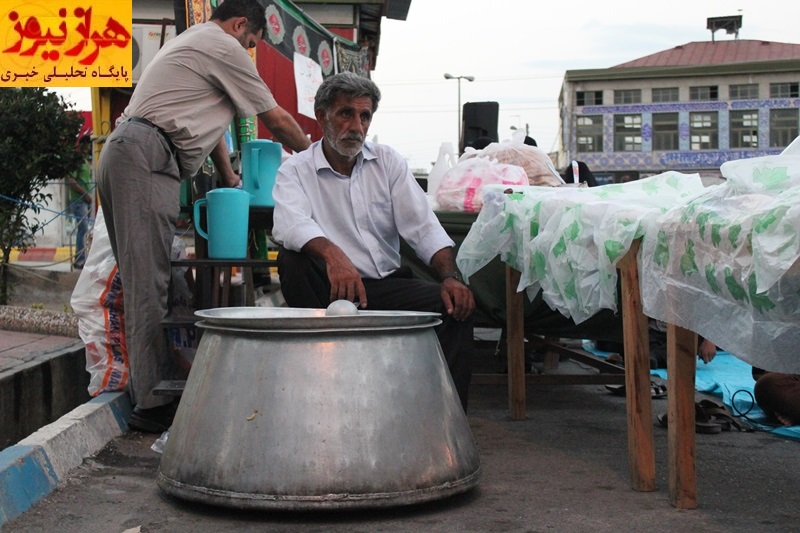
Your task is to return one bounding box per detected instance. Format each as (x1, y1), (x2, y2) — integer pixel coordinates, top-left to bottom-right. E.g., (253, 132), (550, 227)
(457, 77), (462, 149)
(444, 74), (474, 151)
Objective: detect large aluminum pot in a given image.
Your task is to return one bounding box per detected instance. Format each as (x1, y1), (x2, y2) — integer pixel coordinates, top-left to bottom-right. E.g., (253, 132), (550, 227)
(157, 307), (481, 510)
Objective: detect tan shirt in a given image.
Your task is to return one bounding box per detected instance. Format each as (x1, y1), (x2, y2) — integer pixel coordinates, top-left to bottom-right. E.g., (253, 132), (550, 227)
(124, 22), (278, 179)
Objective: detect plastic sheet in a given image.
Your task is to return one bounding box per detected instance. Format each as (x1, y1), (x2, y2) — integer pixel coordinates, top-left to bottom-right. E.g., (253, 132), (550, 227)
(457, 172), (705, 323)
(641, 152), (800, 373)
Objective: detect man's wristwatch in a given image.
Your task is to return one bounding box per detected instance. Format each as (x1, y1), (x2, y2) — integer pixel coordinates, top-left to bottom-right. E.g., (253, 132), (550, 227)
(440, 271), (462, 283)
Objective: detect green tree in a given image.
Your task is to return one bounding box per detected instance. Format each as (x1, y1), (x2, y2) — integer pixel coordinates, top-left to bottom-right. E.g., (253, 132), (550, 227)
(0, 88), (87, 305)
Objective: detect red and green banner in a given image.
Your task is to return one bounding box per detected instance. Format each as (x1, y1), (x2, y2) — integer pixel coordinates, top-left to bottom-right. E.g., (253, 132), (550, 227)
(186, 0), (367, 78)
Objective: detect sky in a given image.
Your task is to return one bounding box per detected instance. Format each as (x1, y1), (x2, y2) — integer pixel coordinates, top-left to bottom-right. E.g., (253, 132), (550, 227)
(52, 0), (800, 171)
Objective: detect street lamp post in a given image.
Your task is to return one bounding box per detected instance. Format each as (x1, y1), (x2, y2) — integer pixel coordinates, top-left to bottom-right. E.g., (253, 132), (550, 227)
(444, 73), (474, 149)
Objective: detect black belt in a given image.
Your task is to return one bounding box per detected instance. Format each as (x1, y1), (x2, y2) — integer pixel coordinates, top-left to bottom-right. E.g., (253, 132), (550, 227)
(127, 117), (178, 158)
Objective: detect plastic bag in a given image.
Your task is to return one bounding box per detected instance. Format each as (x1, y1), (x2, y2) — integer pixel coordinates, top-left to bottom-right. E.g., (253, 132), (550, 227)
(460, 139), (563, 187)
(426, 142), (457, 203)
(70, 208), (129, 396)
(151, 430), (170, 453)
(435, 156), (527, 212)
(641, 152), (800, 373)
(70, 208), (197, 396)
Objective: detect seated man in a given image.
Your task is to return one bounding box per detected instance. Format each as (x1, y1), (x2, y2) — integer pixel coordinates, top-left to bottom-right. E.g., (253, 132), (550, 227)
(272, 72), (475, 410)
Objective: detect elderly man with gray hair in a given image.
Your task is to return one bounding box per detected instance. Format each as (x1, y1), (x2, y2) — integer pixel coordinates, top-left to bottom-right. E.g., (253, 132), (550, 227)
(272, 72), (475, 410)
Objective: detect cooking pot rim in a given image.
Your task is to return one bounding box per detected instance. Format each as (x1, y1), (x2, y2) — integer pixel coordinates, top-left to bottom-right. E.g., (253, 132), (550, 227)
(197, 319), (442, 334)
(195, 307), (442, 330)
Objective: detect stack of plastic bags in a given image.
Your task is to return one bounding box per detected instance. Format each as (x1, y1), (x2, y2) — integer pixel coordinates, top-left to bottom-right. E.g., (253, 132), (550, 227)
(641, 140), (800, 373)
(456, 172), (705, 323)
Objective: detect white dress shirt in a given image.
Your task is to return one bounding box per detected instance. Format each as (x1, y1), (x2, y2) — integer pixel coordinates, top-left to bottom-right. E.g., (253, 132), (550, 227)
(272, 141), (454, 279)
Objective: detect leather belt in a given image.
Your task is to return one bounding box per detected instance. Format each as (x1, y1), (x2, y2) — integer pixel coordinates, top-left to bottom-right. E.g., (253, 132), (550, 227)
(127, 117), (178, 159)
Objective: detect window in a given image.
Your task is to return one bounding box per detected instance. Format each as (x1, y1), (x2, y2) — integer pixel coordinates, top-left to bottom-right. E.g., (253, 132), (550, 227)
(729, 84), (759, 100)
(577, 91), (603, 106)
(652, 87), (679, 103)
(729, 110), (759, 149)
(770, 82), (800, 98)
(689, 112), (718, 149)
(576, 115), (602, 152)
(652, 113), (679, 150)
(614, 89), (641, 104)
(614, 114), (642, 152)
(689, 86), (718, 101)
(770, 108), (799, 148)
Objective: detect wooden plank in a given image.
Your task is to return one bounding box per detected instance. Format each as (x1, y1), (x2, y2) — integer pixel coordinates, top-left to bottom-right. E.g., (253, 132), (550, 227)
(617, 240), (656, 492)
(667, 323), (698, 509)
(542, 336), (560, 370)
(506, 265), (526, 420)
(152, 380), (186, 396)
(171, 258), (278, 267)
(473, 373), (626, 386)
(542, 343), (625, 374)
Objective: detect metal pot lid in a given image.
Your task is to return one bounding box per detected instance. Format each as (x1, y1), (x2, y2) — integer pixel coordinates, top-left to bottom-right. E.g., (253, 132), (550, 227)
(194, 307), (441, 329)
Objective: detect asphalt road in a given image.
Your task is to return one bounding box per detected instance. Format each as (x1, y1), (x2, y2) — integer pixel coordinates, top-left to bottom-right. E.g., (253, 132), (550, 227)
(6, 372), (800, 533)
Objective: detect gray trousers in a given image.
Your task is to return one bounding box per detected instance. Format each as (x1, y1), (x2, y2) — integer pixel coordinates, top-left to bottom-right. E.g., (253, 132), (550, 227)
(96, 120), (180, 409)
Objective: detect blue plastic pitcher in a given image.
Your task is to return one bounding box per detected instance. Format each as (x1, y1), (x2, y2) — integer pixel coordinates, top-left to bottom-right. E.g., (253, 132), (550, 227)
(194, 189), (253, 259)
(241, 139), (283, 207)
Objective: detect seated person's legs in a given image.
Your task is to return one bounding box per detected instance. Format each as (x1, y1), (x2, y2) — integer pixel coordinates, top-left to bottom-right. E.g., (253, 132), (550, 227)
(754, 372), (800, 426)
(277, 246), (330, 308)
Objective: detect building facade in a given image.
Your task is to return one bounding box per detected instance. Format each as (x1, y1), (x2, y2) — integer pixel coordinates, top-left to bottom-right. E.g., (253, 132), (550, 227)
(559, 39), (800, 184)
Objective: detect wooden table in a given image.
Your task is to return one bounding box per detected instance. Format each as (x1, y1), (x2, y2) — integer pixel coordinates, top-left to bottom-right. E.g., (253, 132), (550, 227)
(504, 239), (699, 508)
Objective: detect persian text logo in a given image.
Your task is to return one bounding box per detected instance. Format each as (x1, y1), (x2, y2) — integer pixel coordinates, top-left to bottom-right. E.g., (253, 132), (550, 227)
(0, 1), (132, 87)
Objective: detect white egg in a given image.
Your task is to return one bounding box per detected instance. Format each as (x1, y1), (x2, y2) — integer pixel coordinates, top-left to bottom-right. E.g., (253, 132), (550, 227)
(325, 299), (359, 316)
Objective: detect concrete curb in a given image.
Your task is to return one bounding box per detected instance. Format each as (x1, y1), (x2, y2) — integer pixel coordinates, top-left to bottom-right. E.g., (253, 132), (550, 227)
(0, 391), (131, 527)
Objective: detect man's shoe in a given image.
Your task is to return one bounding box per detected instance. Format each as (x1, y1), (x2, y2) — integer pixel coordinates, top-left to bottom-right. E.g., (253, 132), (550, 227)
(128, 401), (178, 433)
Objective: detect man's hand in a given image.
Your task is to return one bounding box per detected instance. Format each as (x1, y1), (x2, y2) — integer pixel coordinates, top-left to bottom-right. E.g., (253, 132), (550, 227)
(209, 137), (241, 188)
(440, 277), (475, 321)
(429, 247), (475, 321)
(219, 172), (241, 188)
(325, 254), (368, 308)
(302, 237), (367, 308)
(698, 338), (717, 364)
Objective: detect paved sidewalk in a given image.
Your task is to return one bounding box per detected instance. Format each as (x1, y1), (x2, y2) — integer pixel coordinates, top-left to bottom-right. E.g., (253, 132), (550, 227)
(0, 329), (81, 376)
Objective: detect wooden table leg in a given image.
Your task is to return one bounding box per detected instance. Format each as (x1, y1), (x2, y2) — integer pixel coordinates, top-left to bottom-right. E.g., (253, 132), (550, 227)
(667, 324), (698, 509)
(506, 265), (526, 420)
(221, 268), (231, 306)
(244, 267), (255, 306)
(617, 241), (656, 492)
(211, 267), (220, 308)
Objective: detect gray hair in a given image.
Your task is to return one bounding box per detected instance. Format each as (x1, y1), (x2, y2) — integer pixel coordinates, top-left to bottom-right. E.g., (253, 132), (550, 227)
(314, 72), (381, 114)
